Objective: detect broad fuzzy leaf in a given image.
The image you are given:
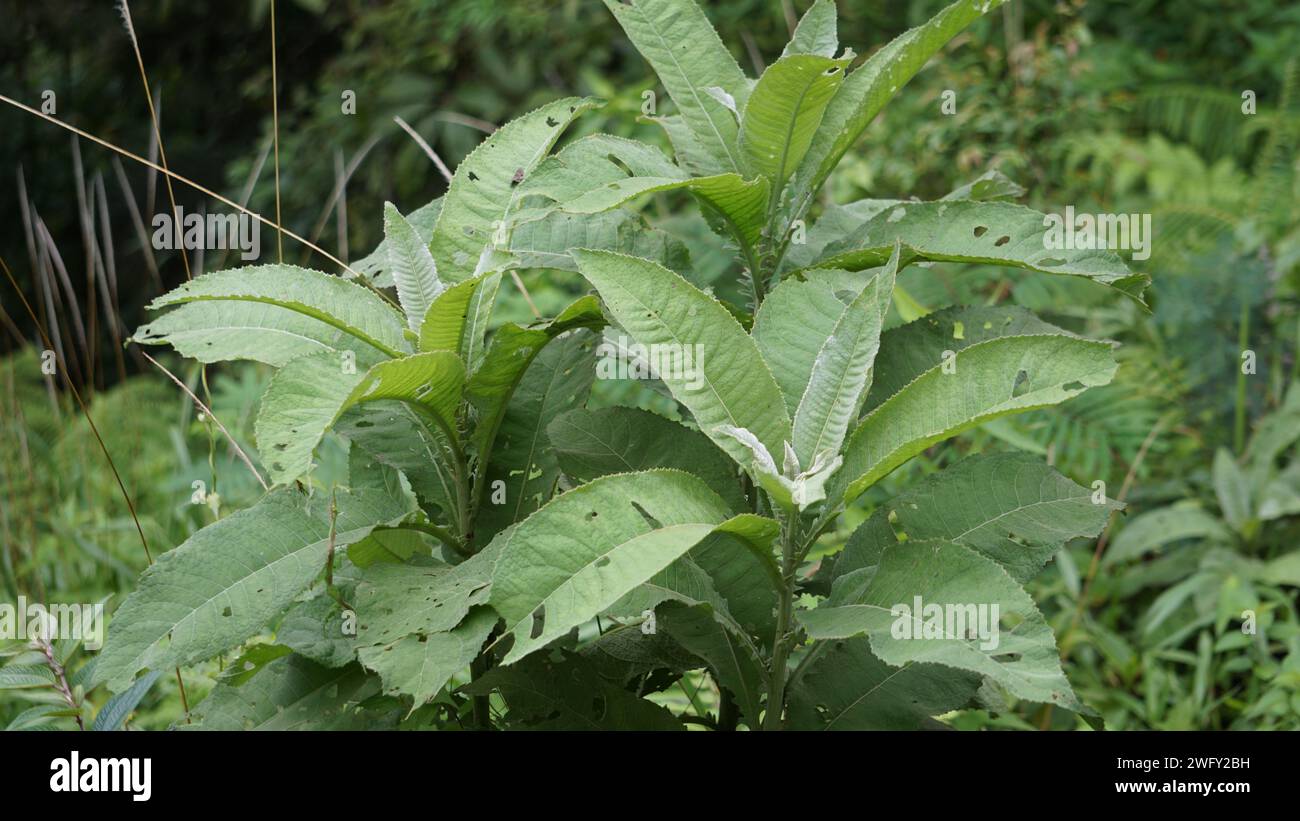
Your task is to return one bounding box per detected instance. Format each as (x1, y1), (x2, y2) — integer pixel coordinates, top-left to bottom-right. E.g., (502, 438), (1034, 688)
(464, 650), (683, 730)
(465, 298), (605, 479)
(337, 402), (459, 521)
(834, 452), (1121, 584)
(801, 539), (1081, 710)
(95, 487), (411, 692)
(429, 96), (601, 282)
(519, 134), (769, 248)
(740, 53), (851, 186)
(834, 333), (1118, 504)
(549, 406), (746, 512)
(187, 656), (385, 730)
(474, 330), (598, 543)
(354, 197), (442, 286)
(786, 0), (1009, 219)
(488, 469), (763, 664)
(572, 249), (791, 469)
(603, 0), (748, 175)
(659, 602), (765, 729)
(460, 272), (502, 372)
(135, 265), (410, 362)
(508, 209), (690, 274)
(418, 275), (487, 355)
(942, 169), (1027, 202)
(383, 202), (445, 332)
(354, 542), (502, 648)
(256, 350), (464, 485)
(276, 593), (358, 668)
(801, 201), (1149, 304)
(782, 0), (838, 58)
(754, 266), (889, 414)
(862, 305), (1072, 417)
(790, 244), (898, 466)
(606, 553), (759, 644)
(358, 606), (497, 712)
(787, 638), (979, 730)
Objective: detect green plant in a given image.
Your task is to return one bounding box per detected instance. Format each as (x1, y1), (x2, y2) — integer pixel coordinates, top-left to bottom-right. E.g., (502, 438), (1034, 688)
(90, 0), (1149, 730)
(1067, 385), (1300, 729)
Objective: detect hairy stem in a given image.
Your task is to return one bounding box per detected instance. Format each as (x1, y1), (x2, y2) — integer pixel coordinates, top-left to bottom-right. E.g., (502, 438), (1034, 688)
(763, 520), (799, 730)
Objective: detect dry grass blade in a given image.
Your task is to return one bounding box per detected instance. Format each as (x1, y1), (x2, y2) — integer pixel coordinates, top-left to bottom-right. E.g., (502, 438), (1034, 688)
(138, 351), (269, 491)
(394, 115), (452, 182)
(0, 93), (362, 277)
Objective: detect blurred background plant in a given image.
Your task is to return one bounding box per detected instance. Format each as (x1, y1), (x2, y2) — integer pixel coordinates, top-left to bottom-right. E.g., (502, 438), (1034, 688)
(2, 0), (1297, 729)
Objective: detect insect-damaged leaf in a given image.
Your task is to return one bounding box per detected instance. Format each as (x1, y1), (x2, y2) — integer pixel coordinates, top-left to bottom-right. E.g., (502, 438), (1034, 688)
(429, 96), (602, 282)
(95, 487), (412, 692)
(488, 470), (772, 664)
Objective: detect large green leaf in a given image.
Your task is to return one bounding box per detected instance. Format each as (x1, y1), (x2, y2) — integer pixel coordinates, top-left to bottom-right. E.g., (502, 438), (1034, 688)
(353, 542), (502, 649)
(548, 406), (746, 511)
(508, 209), (690, 274)
(337, 402), (459, 521)
(659, 602), (765, 729)
(188, 656), (386, 730)
(135, 265), (410, 363)
(786, 0), (1009, 220)
(834, 333), (1118, 504)
(465, 299), (605, 484)
(572, 249), (791, 469)
(95, 487), (411, 692)
(782, 0), (838, 58)
(460, 272), (502, 372)
(276, 592), (358, 669)
(464, 650), (683, 730)
(518, 134), (768, 248)
(789, 246), (898, 466)
(607, 553), (754, 640)
(383, 202), (445, 332)
(602, 0), (748, 175)
(801, 539), (1081, 709)
(861, 305), (1073, 417)
(417, 275), (487, 355)
(357, 606), (497, 712)
(754, 267), (884, 413)
(429, 97), (601, 282)
(834, 452), (1121, 584)
(488, 469), (762, 664)
(256, 350), (464, 485)
(739, 53), (851, 187)
(474, 330), (598, 543)
(353, 197), (442, 286)
(800, 201), (1149, 304)
(787, 638), (979, 730)
(132, 301), (384, 369)
(781, 199), (899, 272)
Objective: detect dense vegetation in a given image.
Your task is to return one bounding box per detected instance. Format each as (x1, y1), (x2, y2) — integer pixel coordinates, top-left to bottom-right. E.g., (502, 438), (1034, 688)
(1, 0), (1297, 730)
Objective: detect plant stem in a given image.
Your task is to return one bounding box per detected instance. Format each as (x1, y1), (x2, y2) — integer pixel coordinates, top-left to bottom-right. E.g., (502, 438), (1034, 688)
(37, 636), (83, 730)
(469, 653), (492, 730)
(763, 521), (799, 730)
